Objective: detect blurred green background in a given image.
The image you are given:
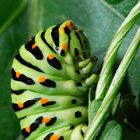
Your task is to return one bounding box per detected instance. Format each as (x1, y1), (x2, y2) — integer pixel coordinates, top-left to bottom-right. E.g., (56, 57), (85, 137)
(0, 0), (140, 139)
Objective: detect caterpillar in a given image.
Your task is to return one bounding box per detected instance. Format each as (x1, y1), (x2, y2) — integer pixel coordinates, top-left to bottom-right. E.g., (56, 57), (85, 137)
(11, 20), (97, 140)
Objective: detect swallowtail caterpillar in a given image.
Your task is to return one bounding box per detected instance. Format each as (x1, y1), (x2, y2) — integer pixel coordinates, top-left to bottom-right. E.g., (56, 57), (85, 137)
(11, 20), (98, 140)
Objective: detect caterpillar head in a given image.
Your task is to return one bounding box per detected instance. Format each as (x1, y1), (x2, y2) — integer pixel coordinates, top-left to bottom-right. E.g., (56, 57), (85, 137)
(43, 20), (97, 83)
(56, 20), (90, 60)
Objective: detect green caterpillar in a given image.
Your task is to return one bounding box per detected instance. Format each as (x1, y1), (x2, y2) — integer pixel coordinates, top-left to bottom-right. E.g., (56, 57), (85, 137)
(11, 20), (97, 140)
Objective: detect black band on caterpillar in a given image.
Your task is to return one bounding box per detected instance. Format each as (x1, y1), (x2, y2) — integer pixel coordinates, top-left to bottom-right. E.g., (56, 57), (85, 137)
(41, 30), (56, 53)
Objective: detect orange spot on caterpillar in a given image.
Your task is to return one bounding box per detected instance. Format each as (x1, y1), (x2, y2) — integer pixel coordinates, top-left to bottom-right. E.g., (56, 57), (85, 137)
(40, 98), (49, 104)
(48, 54), (54, 60)
(42, 117), (50, 124)
(50, 134), (60, 140)
(32, 44), (37, 49)
(38, 77), (46, 83)
(25, 126), (30, 133)
(66, 21), (73, 30)
(16, 71), (21, 78)
(18, 102), (24, 108)
(62, 43), (68, 51)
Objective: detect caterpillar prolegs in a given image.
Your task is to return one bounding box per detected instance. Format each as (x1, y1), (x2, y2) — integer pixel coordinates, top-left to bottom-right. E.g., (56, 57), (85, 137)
(11, 20), (97, 140)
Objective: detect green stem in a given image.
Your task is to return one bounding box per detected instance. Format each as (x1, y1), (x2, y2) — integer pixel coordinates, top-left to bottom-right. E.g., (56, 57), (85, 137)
(95, 1), (140, 99)
(111, 92), (121, 115)
(124, 118), (140, 133)
(85, 26), (140, 140)
(28, 0), (42, 34)
(0, 0), (28, 35)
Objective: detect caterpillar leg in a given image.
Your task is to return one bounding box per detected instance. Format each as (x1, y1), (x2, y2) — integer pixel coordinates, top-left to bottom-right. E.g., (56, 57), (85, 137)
(71, 124), (87, 140)
(78, 58), (91, 68)
(76, 56), (98, 87)
(79, 56), (97, 75)
(84, 73), (98, 87)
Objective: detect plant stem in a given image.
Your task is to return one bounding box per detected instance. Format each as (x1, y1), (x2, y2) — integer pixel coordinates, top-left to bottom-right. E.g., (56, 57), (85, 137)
(95, 1), (140, 100)
(85, 26), (140, 140)
(124, 118), (140, 134)
(111, 92), (121, 115)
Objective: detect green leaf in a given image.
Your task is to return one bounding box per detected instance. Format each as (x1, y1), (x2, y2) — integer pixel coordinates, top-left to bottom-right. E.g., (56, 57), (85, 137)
(0, 106), (20, 140)
(111, 93), (121, 115)
(123, 126), (140, 140)
(99, 120), (122, 140)
(0, 0), (140, 139)
(88, 99), (102, 124)
(105, 0), (138, 16)
(113, 95), (135, 119)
